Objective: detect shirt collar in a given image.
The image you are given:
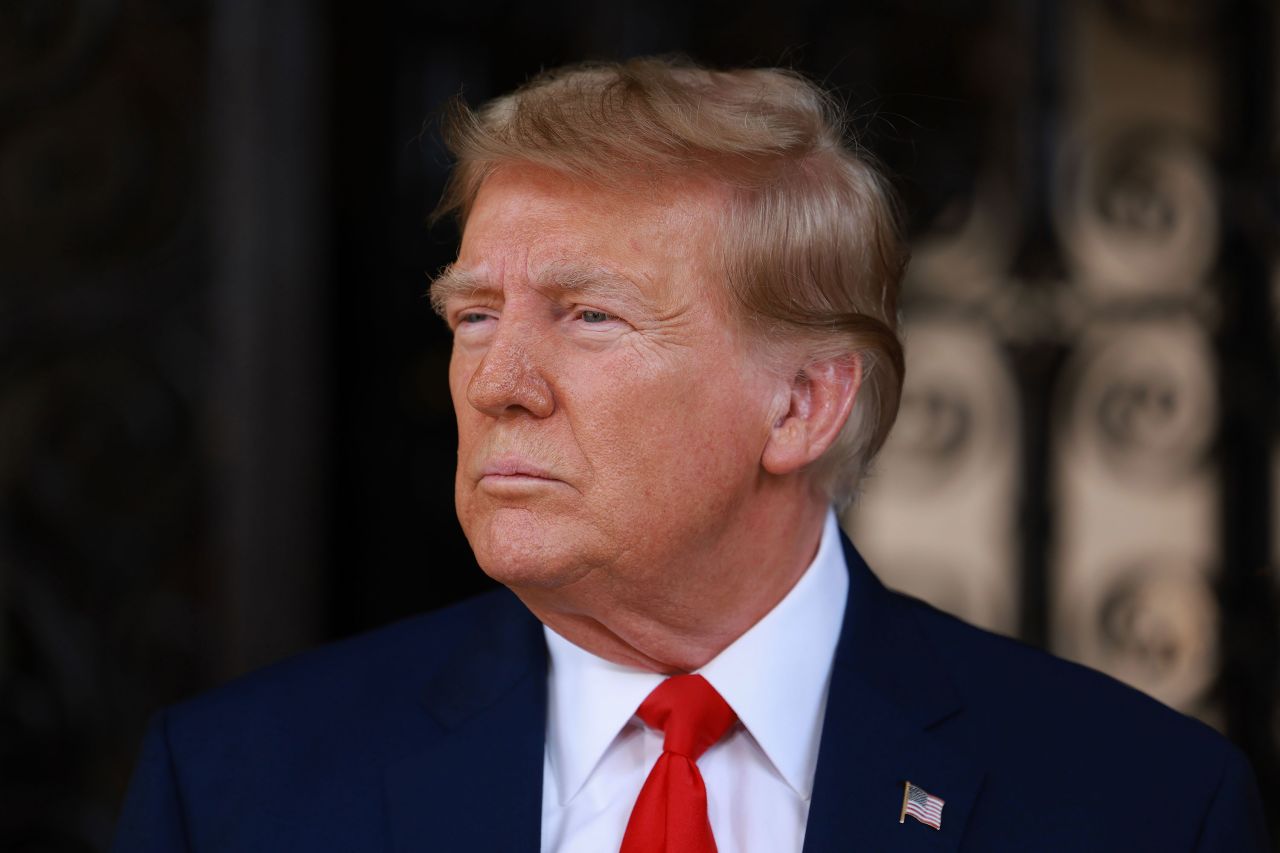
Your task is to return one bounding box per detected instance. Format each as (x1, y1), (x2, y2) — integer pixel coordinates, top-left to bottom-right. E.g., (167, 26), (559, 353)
(544, 627), (665, 806)
(696, 509), (848, 799)
(543, 509), (850, 805)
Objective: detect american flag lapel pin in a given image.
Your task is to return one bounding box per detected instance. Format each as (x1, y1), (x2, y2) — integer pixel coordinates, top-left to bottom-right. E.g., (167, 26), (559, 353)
(899, 780), (944, 830)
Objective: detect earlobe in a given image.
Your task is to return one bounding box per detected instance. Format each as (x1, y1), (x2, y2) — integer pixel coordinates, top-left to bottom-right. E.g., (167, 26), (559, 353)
(761, 354), (862, 477)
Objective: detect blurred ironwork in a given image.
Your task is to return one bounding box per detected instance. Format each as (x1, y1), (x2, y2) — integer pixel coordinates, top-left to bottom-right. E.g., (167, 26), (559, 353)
(0, 2), (215, 849)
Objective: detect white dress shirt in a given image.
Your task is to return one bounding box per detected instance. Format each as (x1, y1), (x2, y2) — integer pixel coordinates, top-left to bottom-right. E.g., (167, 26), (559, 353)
(540, 510), (850, 853)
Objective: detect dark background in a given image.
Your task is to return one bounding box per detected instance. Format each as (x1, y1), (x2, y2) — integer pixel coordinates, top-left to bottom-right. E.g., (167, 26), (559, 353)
(1, 0), (1277, 849)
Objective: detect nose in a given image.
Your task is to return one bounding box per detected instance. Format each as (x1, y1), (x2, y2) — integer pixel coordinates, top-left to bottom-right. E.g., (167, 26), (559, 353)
(465, 327), (555, 419)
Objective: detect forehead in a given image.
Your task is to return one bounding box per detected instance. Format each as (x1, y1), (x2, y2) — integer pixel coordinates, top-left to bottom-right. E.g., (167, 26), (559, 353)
(455, 164), (731, 295)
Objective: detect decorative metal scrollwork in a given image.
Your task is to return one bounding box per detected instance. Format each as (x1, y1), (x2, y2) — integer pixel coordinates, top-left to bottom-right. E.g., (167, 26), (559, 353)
(1066, 559), (1219, 712)
(871, 317), (1017, 496)
(0, 352), (198, 569)
(0, 82), (192, 275)
(0, 0), (120, 113)
(1102, 0), (1216, 49)
(1054, 128), (1218, 299)
(0, 348), (210, 848)
(1059, 320), (1215, 486)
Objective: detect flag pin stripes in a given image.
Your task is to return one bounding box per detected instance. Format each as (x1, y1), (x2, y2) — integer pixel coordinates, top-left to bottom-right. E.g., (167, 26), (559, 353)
(899, 780), (944, 830)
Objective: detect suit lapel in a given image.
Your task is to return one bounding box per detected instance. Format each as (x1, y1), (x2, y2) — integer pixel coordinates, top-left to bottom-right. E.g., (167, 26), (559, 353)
(802, 538), (985, 852)
(384, 592), (547, 853)
(382, 537), (986, 851)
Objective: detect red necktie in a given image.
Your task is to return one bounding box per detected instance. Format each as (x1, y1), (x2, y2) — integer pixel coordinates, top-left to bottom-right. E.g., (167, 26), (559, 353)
(620, 674), (737, 853)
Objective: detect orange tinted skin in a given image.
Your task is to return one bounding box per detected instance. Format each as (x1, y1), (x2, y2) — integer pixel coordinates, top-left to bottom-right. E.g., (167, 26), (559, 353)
(440, 164), (846, 673)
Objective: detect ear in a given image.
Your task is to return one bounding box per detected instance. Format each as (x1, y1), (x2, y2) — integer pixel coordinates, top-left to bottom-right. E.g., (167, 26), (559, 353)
(761, 354), (863, 477)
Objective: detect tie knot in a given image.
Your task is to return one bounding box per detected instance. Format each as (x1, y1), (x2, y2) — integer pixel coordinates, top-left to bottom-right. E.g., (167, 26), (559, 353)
(635, 674), (737, 760)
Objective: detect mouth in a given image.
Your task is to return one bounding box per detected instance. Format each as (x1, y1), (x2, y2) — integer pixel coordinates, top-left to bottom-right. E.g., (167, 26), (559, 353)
(481, 456), (557, 479)
(477, 456), (566, 492)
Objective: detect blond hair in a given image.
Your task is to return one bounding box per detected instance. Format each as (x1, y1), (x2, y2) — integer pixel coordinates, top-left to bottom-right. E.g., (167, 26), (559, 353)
(434, 57), (907, 504)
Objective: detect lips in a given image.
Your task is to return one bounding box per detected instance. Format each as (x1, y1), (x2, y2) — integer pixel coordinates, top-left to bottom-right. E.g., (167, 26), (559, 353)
(479, 455), (560, 481)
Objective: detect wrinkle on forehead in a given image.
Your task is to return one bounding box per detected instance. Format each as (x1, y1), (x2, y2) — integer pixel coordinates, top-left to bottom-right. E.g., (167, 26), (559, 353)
(434, 164), (736, 316)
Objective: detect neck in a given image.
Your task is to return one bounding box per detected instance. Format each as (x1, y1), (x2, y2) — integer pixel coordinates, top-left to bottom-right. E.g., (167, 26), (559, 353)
(516, 489), (830, 673)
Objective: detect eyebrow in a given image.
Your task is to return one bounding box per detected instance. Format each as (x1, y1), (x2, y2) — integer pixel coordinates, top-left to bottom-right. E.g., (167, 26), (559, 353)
(428, 260), (651, 318)
(428, 265), (488, 318)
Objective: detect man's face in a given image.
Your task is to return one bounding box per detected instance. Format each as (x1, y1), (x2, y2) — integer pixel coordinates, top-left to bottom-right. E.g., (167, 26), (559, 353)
(438, 165), (780, 601)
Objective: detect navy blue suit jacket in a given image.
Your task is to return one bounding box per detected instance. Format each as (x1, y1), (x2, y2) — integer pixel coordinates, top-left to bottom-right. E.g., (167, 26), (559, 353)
(114, 539), (1269, 851)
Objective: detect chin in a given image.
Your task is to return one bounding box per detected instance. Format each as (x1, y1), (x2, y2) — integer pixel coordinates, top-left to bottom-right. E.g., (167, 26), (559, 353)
(464, 507), (598, 591)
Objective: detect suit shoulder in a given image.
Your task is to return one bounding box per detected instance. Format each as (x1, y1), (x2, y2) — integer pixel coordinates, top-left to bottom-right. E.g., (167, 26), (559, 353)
(898, 590), (1234, 767)
(163, 588), (526, 744)
(125, 588), (543, 846)
(887, 592), (1269, 848)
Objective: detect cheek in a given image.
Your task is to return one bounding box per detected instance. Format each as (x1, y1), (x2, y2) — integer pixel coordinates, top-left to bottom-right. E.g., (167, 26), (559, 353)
(448, 357), (481, 510)
(576, 364), (771, 497)
(447, 354), (471, 418)
(448, 357), (484, 443)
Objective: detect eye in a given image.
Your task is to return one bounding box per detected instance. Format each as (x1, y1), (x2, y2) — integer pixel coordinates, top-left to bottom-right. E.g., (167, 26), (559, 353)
(457, 311), (493, 325)
(579, 309), (614, 324)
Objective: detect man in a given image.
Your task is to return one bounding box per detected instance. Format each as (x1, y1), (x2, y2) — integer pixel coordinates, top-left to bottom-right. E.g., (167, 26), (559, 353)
(114, 58), (1268, 851)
